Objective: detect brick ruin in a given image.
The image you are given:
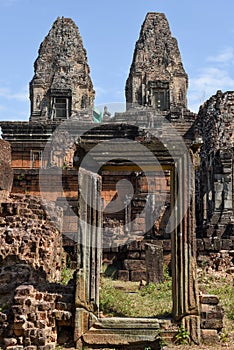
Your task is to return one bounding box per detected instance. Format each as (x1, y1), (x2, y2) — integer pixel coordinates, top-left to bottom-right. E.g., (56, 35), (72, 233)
(0, 12), (233, 349)
(0, 142), (75, 348)
(0, 195), (76, 349)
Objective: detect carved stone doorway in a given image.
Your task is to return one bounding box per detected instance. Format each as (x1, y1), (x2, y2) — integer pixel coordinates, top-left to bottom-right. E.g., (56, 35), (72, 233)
(74, 141), (200, 348)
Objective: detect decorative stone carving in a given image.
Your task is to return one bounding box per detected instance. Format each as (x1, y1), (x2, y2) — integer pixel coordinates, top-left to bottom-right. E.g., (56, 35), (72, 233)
(125, 13), (188, 112)
(196, 90), (234, 248)
(30, 16), (95, 121)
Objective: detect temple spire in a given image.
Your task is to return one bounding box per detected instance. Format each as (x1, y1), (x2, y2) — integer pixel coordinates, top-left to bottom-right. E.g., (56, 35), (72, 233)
(29, 16), (95, 121)
(125, 12), (188, 112)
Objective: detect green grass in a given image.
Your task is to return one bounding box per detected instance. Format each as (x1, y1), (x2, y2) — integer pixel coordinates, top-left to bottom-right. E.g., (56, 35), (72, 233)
(198, 270), (234, 321)
(198, 270), (234, 345)
(60, 267), (75, 285)
(99, 270), (172, 318)
(99, 267), (234, 346)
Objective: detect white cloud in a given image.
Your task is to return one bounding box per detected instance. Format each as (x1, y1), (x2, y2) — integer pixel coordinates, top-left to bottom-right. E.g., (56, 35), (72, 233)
(0, 87), (28, 101)
(188, 67), (234, 112)
(207, 47), (234, 64)
(188, 47), (234, 111)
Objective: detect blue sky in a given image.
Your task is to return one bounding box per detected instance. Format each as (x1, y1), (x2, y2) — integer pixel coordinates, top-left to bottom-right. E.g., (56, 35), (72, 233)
(1, 0), (234, 120)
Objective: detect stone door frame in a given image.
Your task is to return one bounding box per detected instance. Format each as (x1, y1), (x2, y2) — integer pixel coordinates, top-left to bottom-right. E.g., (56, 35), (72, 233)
(75, 150), (201, 347)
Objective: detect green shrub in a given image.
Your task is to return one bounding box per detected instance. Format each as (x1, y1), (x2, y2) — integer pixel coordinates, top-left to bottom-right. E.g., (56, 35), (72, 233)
(174, 325), (190, 345)
(60, 267), (74, 285)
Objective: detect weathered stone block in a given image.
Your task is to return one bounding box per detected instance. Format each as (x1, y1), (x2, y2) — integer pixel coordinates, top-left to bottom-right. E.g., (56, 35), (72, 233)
(145, 243), (164, 283)
(201, 318), (223, 330)
(13, 321), (25, 330)
(182, 315), (201, 345)
(130, 270), (146, 282)
(123, 259), (145, 271)
(201, 329), (220, 344)
(117, 270), (129, 281)
(200, 294), (219, 305)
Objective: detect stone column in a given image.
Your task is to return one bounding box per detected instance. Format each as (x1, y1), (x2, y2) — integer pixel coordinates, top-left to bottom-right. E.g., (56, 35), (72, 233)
(171, 153), (200, 344)
(75, 168), (102, 348)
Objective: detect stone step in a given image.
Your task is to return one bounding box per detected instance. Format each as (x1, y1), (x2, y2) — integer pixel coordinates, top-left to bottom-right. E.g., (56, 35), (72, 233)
(81, 317), (178, 348)
(83, 327), (160, 346)
(95, 317), (160, 329)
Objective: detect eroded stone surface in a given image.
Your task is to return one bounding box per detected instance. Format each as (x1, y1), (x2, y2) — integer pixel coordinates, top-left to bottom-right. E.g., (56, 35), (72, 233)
(196, 90), (234, 252)
(0, 194), (64, 282)
(126, 13), (188, 112)
(30, 16), (95, 121)
(0, 193), (76, 349)
(0, 140), (13, 201)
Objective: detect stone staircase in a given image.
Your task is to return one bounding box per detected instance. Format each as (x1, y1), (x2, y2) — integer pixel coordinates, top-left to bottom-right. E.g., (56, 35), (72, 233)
(81, 317), (178, 350)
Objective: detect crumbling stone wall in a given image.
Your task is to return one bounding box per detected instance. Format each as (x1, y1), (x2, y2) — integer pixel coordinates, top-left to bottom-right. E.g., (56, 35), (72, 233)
(116, 239), (164, 283)
(0, 140), (11, 165)
(196, 90), (234, 258)
(0, 140), (13, 201)
(0, 194), (76, 349)
(3, 283), (74, 350)
(0, 194), (64, 281)
(200, 294), (224, 344)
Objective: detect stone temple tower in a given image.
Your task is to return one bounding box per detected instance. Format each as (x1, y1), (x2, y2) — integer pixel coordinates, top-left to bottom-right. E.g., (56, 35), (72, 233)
(29, 17), (95, 121)
(125, 13), (188, 112)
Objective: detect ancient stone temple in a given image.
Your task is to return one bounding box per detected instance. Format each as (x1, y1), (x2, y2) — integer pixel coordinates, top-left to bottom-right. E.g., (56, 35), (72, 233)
(125, 13), (188, 112)
(30, 17), (95, 121)
(196, 90), (234, 251)
(0, 12), (232, 350)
